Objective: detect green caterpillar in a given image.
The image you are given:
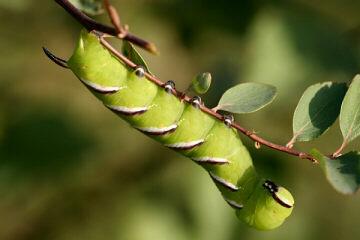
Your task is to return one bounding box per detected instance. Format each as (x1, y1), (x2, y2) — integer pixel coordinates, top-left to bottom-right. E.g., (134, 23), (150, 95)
(45, 29), (294, 230)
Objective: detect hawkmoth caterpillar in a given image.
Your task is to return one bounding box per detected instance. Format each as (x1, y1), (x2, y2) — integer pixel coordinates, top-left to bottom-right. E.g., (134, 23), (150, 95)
(44, 29), (294, 230)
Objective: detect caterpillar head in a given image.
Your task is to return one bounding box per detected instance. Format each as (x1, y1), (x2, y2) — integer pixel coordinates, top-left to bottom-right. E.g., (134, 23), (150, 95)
(236, 180), (294, 230)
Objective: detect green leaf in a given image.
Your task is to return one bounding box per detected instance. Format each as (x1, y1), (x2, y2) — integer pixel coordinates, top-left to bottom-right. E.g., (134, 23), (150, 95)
(217, 83), (277, 114)
(292, 82), (347, 142)
(190, 72), (212, 94)
(70, 0), (103, 16)
(122, 41), (153, 76)
(340, 75), (360, 144)
(310, 149), (360, 194)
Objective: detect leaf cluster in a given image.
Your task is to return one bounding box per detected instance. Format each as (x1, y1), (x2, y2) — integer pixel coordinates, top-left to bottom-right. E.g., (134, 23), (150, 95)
(121, 37), (360, 194)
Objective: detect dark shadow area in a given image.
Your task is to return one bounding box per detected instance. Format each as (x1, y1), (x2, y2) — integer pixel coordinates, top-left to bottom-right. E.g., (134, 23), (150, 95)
(335, 152), (360, 185)
(308, 83), (347, 134)
(150, 0), (262, 48)
(203, 60), (241, 107)
(0, 106), (94, 182)
(283, 8), (359, 75)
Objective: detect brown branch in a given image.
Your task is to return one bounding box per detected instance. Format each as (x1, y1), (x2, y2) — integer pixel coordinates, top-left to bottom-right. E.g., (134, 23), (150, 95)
(54, 0), (318, 164)
(99, 36), (318, 164)
(54, 0), (157, 54)
(103, 0), (122, 33)
(103, 0), (129, 38)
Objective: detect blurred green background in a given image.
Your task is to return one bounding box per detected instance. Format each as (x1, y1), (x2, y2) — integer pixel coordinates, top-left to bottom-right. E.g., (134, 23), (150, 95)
(1, 0), (360, 239)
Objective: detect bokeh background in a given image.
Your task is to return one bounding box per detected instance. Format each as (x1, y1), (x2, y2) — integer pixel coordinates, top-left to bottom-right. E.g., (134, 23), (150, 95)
(1, 0), (360, 239)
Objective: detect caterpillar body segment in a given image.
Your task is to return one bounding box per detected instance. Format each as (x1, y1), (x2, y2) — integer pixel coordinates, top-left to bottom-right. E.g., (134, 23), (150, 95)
(99, 69), (158, 112)
(64, 29), (294, 230)
(238, 182), (294, 230)
(131, 89), (184, 138)
(68, 32), (127, 89)
(165, 104), (215, 154)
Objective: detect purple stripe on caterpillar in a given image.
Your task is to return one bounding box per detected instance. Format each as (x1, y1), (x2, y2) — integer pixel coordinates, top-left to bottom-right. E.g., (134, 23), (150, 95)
(225, 199), (243, 209)
(192, 157), (229, 165)
(164, 139), (204, 150)
(105, 104), (148, 116)
(272, 192), (293, 208)
(209, 171), (239, 192)
(263, 180), (293, 208)
(135, 124), (178, 135)
(78, 77), (119, 94)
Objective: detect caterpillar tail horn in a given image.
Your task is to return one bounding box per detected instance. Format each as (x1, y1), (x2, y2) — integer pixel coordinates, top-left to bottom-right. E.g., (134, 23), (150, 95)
(42, 47), (69, 69)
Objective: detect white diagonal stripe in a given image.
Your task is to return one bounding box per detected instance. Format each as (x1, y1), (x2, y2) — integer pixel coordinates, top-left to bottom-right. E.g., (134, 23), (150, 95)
(78, 77), (119, 93)
(225, 199), (243, 209)
(274, 190), (294, 208)
(192, 157), (229, 164)
(164, 139), (204, 149)
(209, 171), (239, 191)
(135, 124), (178, 134)
(105, 104), (148, 114)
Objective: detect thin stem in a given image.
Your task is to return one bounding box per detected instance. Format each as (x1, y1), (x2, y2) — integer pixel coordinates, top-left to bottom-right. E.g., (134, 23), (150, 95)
(55, 0), (319, 164)
(286, 127), (304, 149)
(99, 37), (164, 87)
(54, 0), (157, 54)
(103, 0), (127, 37)
(211, 105), (221, 113)
(100, 37), (318, 164)
(179, 87), (190, 102)
(211, 104), (231, 113)
(182, 87), (190, 95)
(332, 131), (351, 157)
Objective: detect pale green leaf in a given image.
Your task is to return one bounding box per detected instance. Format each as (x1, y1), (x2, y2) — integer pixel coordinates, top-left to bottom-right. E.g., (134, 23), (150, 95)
(122, 41), (153, 76)
(340, 75), (360, 144)
(190, 72), (212, 94)
(217, 83), (277, 114)
(311, 149), (360, 194)
(292, 82), (347, 142)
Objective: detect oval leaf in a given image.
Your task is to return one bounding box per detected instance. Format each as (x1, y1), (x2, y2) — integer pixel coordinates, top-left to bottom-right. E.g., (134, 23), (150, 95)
(340, 75), (360, 144)
(310, 149), (360, 194)
(217, 83), (277, 114)
(70, 0), (103, 16)
(292, 82), (347, 142)
(190, 72), (212, 94)
(122, 41), (153, 76)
